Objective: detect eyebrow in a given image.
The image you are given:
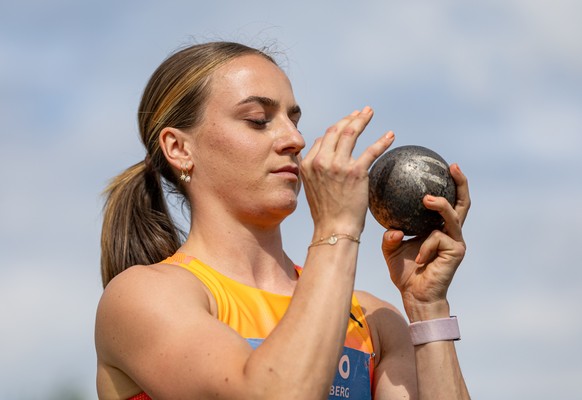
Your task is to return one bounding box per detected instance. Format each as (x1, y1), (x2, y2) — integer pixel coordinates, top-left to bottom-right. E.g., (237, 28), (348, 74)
(237, 95), (302, 116)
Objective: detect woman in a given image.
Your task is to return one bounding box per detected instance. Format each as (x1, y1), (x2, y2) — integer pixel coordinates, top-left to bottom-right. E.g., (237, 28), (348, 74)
(96, 41), (471, 399)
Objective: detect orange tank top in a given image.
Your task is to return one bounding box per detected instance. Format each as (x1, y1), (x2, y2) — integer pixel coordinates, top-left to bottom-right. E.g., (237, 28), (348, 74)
(129, 253), (375, 400)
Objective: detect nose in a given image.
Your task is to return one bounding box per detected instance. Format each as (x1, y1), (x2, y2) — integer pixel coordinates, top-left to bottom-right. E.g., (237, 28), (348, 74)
(276, 123), (305, 156)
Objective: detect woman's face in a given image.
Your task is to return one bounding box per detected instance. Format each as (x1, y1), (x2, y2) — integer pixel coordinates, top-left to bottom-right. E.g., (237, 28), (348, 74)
(189, 54), (305, 227)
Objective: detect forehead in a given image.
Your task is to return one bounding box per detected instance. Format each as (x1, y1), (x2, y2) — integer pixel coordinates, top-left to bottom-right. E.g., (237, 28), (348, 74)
(208, 54), (296, 105)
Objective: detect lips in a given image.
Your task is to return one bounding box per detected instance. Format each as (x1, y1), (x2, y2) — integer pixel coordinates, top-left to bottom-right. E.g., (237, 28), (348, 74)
(273, 165), (300, 177)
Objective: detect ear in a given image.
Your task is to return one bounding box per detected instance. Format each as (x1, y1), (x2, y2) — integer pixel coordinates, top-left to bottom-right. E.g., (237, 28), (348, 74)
(159, 127), (193, 172)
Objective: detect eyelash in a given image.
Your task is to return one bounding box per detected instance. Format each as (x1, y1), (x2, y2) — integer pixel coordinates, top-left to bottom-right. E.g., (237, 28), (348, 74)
(247, 119), (269, 128)
(246, 118), (301, 130)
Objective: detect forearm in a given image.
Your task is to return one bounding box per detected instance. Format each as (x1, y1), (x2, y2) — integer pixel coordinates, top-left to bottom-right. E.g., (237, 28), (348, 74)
(245, 104), (386, 398)
(415, 340), (469, 400)
(406, 301), (470, 400)
(244, 240), (359, 399)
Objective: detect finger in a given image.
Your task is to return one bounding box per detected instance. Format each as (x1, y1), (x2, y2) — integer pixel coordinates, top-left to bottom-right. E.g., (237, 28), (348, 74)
(415, 230), (464, 265)
(317, 109), (362, 155)
(450, 163), (471, 226)
(301, 137), (323, 167)
(415, 232), (438, 265)
(381, 229), (405, 258)
(334, 106), (375, 158)
(423, 195), (463, 242)
(356, 130), (395, 171)
(296, 151), (303, 164)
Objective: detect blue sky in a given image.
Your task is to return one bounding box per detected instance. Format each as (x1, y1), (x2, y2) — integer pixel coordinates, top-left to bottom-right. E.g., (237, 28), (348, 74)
(1, 1), (581, 399)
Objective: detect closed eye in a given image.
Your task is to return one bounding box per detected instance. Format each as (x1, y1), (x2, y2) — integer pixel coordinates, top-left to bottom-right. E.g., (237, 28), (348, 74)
(246, 119), (270, 128)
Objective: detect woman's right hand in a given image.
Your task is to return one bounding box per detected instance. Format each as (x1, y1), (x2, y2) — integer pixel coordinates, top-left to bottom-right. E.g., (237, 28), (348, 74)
(300, 106), (395, 237)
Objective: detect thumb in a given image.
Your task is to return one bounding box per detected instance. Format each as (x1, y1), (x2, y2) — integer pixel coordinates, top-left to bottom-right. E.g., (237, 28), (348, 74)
(381, 230), (404, 259)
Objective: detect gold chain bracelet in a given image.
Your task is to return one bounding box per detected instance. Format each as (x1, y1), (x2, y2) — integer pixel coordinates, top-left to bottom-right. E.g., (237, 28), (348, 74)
(309, 233), (361, 248)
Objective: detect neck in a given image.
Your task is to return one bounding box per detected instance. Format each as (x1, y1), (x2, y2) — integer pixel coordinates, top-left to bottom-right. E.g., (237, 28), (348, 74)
(178, 208), (297, 294)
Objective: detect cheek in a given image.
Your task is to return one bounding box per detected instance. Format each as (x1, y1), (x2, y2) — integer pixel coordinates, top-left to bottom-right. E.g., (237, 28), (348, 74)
(205, 122), (255, 155)
(201, 130), (266, 180)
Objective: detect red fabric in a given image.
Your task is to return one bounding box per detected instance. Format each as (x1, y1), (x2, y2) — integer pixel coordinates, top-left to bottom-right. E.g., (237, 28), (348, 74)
(127, 392), (151, 400)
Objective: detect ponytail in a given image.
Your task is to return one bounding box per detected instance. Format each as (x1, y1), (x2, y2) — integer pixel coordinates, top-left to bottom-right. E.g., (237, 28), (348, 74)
(99, 42), (278, 287)
(100, 160), (182, 287)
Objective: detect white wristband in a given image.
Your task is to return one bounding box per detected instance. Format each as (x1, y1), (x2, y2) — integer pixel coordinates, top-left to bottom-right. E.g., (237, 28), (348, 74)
(409, 316), (461, 346)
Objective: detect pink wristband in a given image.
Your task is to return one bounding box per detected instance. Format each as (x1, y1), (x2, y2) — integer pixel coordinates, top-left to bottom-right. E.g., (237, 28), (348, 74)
(409, 316), (461, 346)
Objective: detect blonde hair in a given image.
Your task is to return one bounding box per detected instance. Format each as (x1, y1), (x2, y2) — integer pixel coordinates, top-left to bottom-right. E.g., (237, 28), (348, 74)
(100, 42), (276, 287)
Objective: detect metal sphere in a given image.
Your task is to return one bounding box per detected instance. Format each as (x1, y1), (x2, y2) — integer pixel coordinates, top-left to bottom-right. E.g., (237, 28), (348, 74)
(368, 145), (456, 236)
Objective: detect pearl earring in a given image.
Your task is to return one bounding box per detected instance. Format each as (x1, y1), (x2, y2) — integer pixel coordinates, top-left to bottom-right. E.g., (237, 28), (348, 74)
(180, 163), (191, 183)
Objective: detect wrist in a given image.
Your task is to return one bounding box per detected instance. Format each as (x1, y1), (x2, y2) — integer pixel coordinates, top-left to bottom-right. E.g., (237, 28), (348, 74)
(309, 233), (360, 248)
(311, 226), (363, 244)
(403, 298), (450, 323)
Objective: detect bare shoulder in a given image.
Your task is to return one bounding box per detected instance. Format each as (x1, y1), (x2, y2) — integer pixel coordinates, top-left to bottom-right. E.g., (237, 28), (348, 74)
(98, 264), (212, 314)
(97, 262), (210, 311)
(97, 261), (210, 324)
(95, 262), (212, 367)
(354, 290), (403, 316)
(95, 262), (220, 398)
(354, 290), (411, 357)
(95, 264), (217, 367)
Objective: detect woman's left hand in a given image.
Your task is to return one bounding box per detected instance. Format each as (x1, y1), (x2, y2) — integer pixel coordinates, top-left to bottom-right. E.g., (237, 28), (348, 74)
(381, 163), (471, 321)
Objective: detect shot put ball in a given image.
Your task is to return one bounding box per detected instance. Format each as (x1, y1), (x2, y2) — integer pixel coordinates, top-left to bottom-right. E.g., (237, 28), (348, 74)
(368, 145), (456, 236)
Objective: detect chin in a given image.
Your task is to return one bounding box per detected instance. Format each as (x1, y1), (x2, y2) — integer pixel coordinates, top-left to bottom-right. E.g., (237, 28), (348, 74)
(271, 196), (298, 219)
(255, 189), (299, 220)
(279, 196), (298, 213)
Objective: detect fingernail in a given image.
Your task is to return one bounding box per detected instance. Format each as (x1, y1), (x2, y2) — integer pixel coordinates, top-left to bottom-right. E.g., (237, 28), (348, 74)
(415, 254), (422, 264)
(425, 195), (435, 202)
(386, 131), (394, 140)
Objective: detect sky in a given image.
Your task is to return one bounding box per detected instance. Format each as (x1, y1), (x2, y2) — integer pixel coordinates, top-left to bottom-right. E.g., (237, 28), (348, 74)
(0, 0), (581, 399)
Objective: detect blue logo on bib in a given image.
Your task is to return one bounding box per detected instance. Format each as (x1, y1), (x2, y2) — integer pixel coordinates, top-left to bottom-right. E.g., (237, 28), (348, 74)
(246, 338), (372, 400)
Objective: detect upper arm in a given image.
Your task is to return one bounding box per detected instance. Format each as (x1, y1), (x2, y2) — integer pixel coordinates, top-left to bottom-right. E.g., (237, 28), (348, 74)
(95, 264), (256, 399)
(355, 290), (418, 400)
